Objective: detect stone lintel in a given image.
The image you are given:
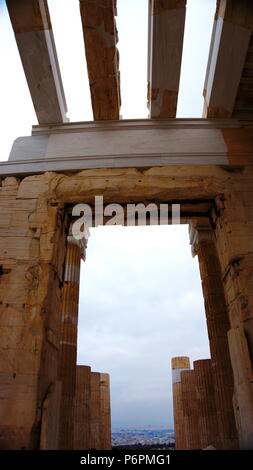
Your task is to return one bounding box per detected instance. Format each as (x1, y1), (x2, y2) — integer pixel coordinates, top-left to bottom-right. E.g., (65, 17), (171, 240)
(148, 0), (186, 118)
(2, 119), (245, 176)
(79, 0), (120, 120)
(203, 0), (252, 118)
(6, 0), (68, 124)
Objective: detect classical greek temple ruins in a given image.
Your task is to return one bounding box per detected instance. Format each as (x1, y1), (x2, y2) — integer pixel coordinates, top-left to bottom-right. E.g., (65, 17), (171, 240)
(0, 0), (253, 450)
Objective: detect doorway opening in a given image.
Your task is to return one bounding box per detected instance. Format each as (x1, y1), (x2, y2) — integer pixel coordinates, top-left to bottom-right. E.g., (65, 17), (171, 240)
(77, 224), (210, 446)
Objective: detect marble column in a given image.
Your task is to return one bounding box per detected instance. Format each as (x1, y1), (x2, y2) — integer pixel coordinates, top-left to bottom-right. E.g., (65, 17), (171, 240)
(190, 221), (238, 449)
(73, 365), (91, 450)
(181, 369), (201, 449)
(58, 235), (87, 450)
(90, 372), (102, 450)
(194, 359), (219, 448)
(100, 373), (112, 450)
(171, 356), (190, 449)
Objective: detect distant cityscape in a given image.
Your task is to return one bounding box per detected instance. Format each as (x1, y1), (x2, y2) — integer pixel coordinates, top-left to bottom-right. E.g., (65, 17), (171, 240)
(112, 427), (175, 449)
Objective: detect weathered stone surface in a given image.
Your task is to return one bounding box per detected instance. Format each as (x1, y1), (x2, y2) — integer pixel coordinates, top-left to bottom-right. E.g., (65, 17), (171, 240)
(90, 372), (102, 450)
(181, 369), (201, 450)
(203, 0), (253, 119)
(191, 226), (238, 449)
(194, 359), (220, 449)
(40, 380), (62, 450)
(0, 174), (67, 449)
(171, 356), (190, 449)
(74, 366), (91, 450)
(148, 0), (186, 118)
(228, 326), (253, 449)
(79, 0), (120, 120)
(58, 239), (83, 450)
(6, 0), (68, 124)
(100, 373), (111, 450)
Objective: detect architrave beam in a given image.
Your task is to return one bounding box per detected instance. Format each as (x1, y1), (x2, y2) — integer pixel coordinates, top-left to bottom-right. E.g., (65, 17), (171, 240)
(148, 0), (186, 118)
(79, 0), (121, 120)
(6, 0), (68, 124)
(203, 0), (253, 118)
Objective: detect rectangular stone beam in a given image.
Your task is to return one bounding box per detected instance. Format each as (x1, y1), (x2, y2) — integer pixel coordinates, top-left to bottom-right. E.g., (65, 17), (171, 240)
(2, 118), (246, 176)
(6, 0), (68, 124)
(232, 34), (253, 119)
(79, 0), (121, 120)
(147, 0), (186, 118)
(203, 0), (253, 118)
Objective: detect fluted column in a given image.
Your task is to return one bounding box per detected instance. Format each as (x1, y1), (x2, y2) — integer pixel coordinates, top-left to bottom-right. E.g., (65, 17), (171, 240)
(181, 369), (201, 450)
(90, 372), (102, 450)
(100, 373), (112, 450)
(58, 235), (87, 450)
(73, 365), (91, 450)
(189, 221), (238, 449)
(194, 359), (219, 448)
(171, 356), (190, 450)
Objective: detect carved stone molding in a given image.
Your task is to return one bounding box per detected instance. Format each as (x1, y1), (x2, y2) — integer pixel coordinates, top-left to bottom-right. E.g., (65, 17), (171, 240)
(188, 219), (213, 257)
(67, 235), (87, 261)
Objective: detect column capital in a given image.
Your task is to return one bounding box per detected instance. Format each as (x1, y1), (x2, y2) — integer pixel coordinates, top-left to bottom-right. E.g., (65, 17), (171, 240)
(67, 235), (87, 261)
(189, 219), (213, 257)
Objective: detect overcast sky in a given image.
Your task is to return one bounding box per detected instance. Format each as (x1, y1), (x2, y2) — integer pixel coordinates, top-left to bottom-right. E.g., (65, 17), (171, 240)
(0, 0), (216, 428)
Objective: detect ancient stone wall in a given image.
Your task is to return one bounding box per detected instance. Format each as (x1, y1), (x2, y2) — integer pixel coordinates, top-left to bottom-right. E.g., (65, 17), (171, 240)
(0, 174), (67, 449)
(214, 180), (253, 449)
